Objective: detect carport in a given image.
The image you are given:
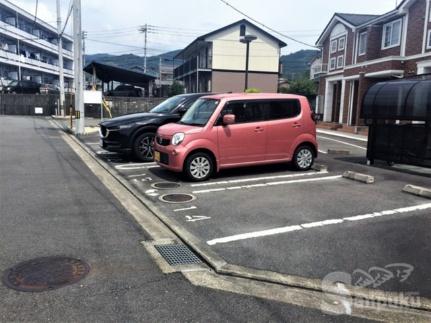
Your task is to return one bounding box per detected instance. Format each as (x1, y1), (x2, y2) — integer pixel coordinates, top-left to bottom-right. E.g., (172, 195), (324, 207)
(84, 62), (156, 97)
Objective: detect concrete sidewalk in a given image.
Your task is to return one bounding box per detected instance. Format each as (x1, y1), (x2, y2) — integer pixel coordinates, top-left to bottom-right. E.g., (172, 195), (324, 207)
(317, 128), (368, 142)
(52, 116), (102, 134)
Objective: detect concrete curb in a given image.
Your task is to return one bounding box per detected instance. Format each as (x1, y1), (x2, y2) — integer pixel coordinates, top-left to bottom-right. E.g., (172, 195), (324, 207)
(403, 185), (431, 199)
(343, 171), (375, 184)
(50, 118), (431, 312)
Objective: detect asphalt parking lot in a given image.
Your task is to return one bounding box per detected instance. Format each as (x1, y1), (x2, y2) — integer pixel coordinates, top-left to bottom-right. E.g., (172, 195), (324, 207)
(81, 129), (431, 299)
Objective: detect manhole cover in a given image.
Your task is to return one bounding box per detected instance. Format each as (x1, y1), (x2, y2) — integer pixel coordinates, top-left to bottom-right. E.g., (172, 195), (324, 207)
(2, 256), (90, 292)
(154, 244), (202, 266)
(151, 182), (181, 190)
(159, 193), (196, 204)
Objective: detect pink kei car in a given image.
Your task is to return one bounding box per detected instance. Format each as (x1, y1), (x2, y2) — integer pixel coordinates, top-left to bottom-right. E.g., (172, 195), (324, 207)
(154, 93), (318, 181)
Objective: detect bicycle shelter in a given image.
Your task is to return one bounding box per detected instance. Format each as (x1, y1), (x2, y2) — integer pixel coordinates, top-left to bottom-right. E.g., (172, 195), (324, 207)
(362, 79), (431, 167)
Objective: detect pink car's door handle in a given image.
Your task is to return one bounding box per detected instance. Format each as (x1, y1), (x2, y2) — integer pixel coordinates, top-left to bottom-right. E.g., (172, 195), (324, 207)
(254, 127), (264, 133)
(293, 122), (302, 128)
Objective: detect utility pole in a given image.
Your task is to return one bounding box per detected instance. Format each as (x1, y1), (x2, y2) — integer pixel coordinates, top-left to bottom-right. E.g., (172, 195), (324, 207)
(139, 24), (148, 73)
(56, 0), (65, 116)
(73, 0), (84, 135)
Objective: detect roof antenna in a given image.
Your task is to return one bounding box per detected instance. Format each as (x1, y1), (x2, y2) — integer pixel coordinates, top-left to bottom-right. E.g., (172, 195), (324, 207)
(395, 0), (398, 7)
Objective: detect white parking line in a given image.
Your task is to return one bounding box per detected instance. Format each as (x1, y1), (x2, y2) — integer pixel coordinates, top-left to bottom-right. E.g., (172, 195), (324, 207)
(87, 142), (100, 146)
(115, 163), (159, 170)
(206, 202), (431, 245)
(318, 135), (367, 150)
(191, 171), (327, 187)
(318, 150), (328, 154)
(174, 206), (198, 212)
(193, 175), (342, 194)
(96, 150), (118, 155)
(128, 174), (147, 178)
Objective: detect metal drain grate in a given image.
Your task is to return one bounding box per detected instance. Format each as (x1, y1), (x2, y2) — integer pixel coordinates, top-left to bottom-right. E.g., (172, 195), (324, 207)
(151, 182), (181, 190)
(154, 244), (202, 266)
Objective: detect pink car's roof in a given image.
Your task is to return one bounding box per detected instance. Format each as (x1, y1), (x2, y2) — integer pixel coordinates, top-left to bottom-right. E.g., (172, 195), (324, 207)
(201, 93), (306, 101)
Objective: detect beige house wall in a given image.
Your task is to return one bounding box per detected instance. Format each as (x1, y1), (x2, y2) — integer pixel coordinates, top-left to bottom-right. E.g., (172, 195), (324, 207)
(212, 70), (278, 93)
(207, 25), (280, 73)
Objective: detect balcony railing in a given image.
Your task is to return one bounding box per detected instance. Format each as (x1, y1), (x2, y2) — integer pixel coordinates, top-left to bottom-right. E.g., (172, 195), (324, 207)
(310, 64), (328, 79)
(311, 64), (328, 78)
(0, 49), (74, 77)
(174, 56), (212, 79)
(0, 21), (73, 59)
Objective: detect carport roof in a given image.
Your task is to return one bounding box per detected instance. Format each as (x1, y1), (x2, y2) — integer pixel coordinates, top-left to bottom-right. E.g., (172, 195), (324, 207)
(84, 62), (156, 86)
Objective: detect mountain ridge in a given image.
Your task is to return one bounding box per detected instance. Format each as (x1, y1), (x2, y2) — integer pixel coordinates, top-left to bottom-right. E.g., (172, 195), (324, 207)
(85, 49), (320, 80)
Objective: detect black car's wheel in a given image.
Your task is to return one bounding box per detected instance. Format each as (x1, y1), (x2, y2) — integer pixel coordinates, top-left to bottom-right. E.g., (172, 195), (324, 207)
(293, 145), (314, 171)
(133, 132), (155, 162)
(184, 152), (214, 182)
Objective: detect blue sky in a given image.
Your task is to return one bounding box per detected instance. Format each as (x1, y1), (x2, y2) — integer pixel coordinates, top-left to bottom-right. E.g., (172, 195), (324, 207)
(11, 0), (400, 56)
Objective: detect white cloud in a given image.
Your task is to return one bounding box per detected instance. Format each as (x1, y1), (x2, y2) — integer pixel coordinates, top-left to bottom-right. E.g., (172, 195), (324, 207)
(10, 0), (398, 55)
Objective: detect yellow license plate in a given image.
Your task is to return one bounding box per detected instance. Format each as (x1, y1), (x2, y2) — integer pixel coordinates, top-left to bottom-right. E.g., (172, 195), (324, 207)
(154, 151), (160, 162)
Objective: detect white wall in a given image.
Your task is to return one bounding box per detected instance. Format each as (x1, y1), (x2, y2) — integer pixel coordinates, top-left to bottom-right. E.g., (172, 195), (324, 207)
(207, 24), (280, 73)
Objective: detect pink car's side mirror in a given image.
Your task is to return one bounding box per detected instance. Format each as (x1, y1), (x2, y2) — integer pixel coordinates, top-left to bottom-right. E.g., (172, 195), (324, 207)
(223, 114), (236, 126)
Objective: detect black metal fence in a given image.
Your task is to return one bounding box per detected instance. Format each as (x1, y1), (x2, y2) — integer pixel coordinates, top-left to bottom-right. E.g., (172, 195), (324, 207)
(0, 94), (165, 118)
(0, 94), (59, 116)
(84, 97), (165, 118)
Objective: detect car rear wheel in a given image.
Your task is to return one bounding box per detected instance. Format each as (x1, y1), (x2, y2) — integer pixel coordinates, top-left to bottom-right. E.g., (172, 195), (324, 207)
(184, 152), (214, 182)
(133, 132), (155, 162)
(293, 145), (314, 171)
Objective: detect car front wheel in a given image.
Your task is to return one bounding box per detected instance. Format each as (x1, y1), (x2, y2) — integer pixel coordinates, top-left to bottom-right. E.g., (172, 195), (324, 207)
(184, 152), (214, 182)
(133, 132), (155, 162)
(293, 146), (314, 171)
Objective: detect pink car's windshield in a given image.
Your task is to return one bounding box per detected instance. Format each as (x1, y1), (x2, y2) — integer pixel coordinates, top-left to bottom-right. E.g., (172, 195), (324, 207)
(179, 99), (219, 126)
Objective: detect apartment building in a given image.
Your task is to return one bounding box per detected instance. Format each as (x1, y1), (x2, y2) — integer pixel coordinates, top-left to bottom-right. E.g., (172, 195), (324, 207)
(174, 19), (286, 93)
(0, 0), (73, 88)
(314, 0), (431, 129)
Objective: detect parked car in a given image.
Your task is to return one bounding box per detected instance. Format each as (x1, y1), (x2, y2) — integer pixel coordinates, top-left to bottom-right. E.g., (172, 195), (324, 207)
(99, 93), (209, 162)
(106, 85), (143, 97)
(40, 84), (60, 95)
(154, 93), (318, 181)
(3, 80), (41, 94)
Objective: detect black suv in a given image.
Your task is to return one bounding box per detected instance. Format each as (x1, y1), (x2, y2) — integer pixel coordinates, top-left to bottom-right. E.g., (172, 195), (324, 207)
(3, 80), (41, 94)
(106, 85), (143, 97)
(100, 93), (208, 162)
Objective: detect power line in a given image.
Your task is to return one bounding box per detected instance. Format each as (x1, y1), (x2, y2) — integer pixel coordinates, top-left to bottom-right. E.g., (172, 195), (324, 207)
(217, 0), (317, 48)
(86, 38), (143, 49)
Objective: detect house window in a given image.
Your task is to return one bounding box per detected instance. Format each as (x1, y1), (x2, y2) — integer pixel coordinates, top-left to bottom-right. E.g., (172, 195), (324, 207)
(330, 57), (337, 70)
(382, 19), (402, 49)
(330, 39), (338, 54)
(428, 30), (431, 49)
(358, 32), (367, 56)
(338, 37), (346, 51)
(337, 55), (344, 68)
(240, 24), (246, 37)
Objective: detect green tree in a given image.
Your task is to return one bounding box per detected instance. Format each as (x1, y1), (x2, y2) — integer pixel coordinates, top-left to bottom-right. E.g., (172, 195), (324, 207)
(245, 88), (261, 93)
(169, 81), (185, 96)
(282, 78), (317, 97)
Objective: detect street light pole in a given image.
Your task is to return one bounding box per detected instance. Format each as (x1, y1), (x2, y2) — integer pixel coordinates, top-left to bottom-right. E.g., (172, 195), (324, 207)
(56, 0), (65, 116)
(73, 0), (84, 135)
(240, 34), (257, 92)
